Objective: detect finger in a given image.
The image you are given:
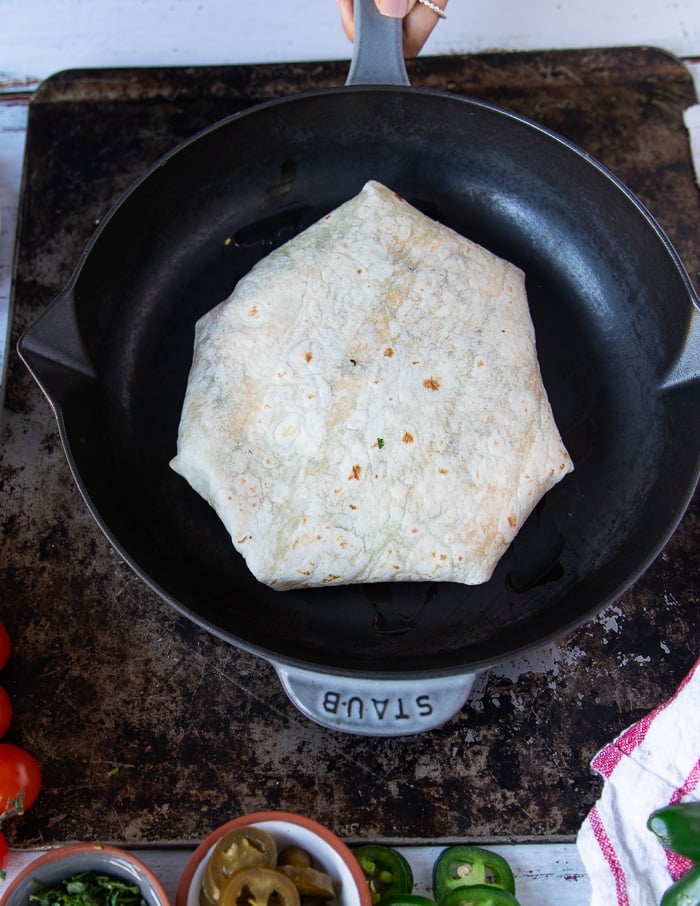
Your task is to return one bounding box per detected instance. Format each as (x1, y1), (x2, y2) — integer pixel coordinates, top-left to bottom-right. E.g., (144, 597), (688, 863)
(375, 0), (410, 16)
(402, 0), (447, 57)
(337, 0), (355, 41)
(337, 0), (447, 56)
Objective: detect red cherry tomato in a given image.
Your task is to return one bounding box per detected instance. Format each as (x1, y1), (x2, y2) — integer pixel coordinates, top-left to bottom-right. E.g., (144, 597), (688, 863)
(0, 743), (42, 818)
(0, 624), (10, 671)
(0, 687), (11, 739)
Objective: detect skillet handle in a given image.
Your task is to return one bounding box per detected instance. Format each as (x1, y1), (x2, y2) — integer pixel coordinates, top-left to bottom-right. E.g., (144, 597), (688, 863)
(273, 662), (478, 736)
(660, 303), (700, 390)
(346, 0), (410, 86)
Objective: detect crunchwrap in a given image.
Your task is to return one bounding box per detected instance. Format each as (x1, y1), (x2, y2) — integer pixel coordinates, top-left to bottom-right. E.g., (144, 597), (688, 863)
(170, 181), (573, 590)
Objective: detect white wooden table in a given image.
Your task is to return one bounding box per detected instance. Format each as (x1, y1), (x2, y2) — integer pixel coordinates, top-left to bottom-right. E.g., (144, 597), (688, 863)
(3, 842), (590, 905)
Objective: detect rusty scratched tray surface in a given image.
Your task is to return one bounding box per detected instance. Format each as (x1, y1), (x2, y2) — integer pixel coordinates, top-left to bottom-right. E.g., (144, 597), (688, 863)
(1, 47), (699, 847)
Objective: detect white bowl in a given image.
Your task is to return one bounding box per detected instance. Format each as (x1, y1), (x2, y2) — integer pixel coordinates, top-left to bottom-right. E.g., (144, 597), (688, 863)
(1, 842), (171, 906)
(176, 811), (370, 906)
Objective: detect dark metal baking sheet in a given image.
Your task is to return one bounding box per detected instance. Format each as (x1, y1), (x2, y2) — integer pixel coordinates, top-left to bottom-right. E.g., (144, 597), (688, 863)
(1, 47), (698, 847)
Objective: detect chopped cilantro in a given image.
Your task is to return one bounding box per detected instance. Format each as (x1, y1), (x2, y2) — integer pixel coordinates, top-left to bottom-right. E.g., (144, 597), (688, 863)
(377, 438), (385, 449)
(29, 871), (148, 906)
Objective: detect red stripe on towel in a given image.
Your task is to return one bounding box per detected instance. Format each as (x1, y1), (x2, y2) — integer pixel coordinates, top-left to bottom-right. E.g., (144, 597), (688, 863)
(665, 758), (700, 881)
(592, 659), (700, 779)
(589, 804), (630, 905)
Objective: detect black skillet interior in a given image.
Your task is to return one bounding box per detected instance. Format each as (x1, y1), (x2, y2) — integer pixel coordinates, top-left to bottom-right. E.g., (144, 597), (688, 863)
(23, 85), (699, 676)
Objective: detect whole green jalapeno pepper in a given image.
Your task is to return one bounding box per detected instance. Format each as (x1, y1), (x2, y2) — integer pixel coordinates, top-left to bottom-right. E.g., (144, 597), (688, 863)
(660, 864), (700, 906)
(648, 803), (700, 861)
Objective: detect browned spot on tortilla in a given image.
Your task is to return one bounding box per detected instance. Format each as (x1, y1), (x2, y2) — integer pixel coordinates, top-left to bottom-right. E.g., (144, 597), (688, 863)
(357, 268), (363, 274)
(348, 464), (362, 480)
(438, 467), (448, 475)
(323, 574), (341, 583)
(384, 347), (394, 357)
(349, 503), (357, 510)
(248, 304), (259, 317)
(476, 359), (485, 368)
(440, 553), (448, 561)
(303, 351), (313, 363)
(403, 431), (414, 444)
(508, 514), (517, 528)
(423, 376), (441, 391)
(411, 527), (419, 533)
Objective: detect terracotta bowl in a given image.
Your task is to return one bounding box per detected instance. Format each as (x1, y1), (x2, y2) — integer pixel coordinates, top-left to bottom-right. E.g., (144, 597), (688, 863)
(176, 811), (371, 906)
(1, 842), (171, 906)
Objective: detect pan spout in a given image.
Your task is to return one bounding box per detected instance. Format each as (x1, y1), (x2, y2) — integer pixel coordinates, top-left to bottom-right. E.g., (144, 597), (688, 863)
(660, 304), (700, 391)
(17, 284), (97, 409)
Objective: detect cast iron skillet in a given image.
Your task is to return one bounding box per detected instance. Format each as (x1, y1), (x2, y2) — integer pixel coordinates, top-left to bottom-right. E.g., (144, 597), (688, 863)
(18, 0), (700, 734)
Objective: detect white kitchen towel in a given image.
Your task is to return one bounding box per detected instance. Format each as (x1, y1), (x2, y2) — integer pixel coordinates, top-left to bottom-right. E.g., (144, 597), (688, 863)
(577, 656), (700, 906)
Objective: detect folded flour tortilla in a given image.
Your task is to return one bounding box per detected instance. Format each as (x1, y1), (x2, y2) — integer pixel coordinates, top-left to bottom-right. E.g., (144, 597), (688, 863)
(170, 181), (572, 590)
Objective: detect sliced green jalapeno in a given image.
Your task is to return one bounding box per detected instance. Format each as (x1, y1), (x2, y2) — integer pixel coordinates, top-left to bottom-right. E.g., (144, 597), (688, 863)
(380, 896), (438, 906)
(354, 845), (414, 905)
(440, 887), (521, 906)
(433, 846), (516, 900)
